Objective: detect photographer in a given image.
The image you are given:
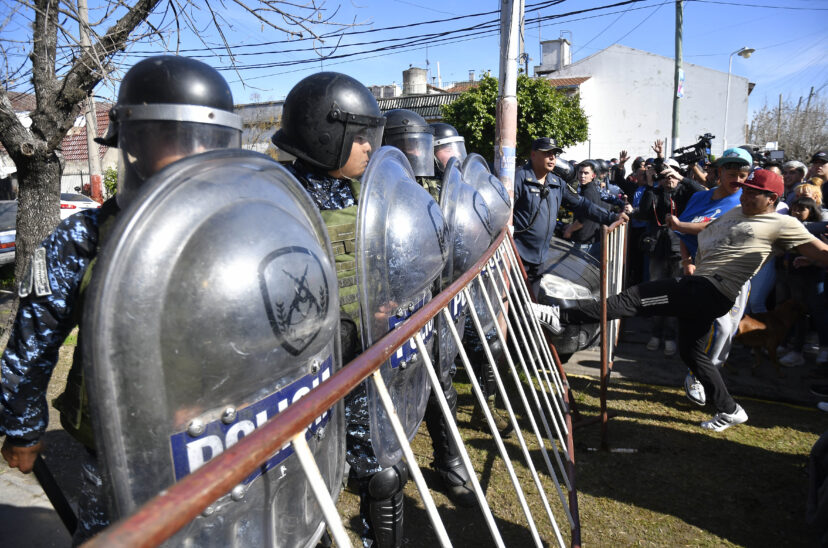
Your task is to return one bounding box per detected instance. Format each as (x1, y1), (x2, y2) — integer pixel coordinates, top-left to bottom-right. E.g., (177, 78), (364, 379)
(634, 158), (705, 355)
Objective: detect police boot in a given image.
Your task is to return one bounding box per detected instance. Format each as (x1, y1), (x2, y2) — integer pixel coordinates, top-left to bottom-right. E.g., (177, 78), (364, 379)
(469, 360), (512, 437)
(365, 462), (409, 548)
(424, 391), (476, 508)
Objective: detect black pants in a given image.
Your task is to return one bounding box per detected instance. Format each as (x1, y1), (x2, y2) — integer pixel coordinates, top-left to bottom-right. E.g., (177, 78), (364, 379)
(561, 276), (738, 413)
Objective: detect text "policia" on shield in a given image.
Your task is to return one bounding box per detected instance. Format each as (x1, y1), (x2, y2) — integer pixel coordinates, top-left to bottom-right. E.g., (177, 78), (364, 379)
(387, 296), (435, 369)
(169, 355), (333, 484)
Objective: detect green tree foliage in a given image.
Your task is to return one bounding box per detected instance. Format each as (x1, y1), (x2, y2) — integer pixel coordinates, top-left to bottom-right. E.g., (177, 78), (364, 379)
(103, 167), (118, 197)
(441, 74), (589, 161)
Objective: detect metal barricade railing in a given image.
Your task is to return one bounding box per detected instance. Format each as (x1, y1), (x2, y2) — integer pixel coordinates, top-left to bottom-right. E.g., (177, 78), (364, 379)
(598, 221), (628, 450)
(84, 228), (582, 548)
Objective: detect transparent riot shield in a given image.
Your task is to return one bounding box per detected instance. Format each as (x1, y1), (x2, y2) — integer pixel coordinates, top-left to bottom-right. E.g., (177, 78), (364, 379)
(358, 146), (448, 467)
(461, 152), (512, 236)
(435, 157), (495, 383)
(83, 149), (344, 548)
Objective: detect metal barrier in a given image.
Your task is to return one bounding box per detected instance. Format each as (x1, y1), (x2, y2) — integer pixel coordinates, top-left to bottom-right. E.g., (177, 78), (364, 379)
(83, 228), (583, 548)
(598, 221), (628, 450)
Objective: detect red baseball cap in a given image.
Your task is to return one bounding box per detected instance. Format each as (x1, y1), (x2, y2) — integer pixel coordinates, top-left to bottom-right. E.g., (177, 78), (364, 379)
(739, 169), (784, 196)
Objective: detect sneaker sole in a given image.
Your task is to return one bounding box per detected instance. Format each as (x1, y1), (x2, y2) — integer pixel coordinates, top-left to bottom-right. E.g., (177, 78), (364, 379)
(685, 391), (706, 406)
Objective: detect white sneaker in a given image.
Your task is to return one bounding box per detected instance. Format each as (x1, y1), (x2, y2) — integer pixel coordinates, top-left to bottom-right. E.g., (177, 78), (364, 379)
(817, 347), (828, 366)
(646, 337), (661, 351)
(779, 350), (805, 367)
(701, 404), (748, 432)
(664, 340), (677, 356)
(684, 373), (705, 406)
(818, 402), (828, 413)
(531, 302), (562, 335)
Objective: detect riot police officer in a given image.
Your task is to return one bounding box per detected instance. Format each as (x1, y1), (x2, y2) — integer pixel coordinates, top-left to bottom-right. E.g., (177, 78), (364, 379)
(431, 122), (468, 176)
(272, 72), (414, 548)
(382, 109), (476, 507)
(0, 55), (242, 543)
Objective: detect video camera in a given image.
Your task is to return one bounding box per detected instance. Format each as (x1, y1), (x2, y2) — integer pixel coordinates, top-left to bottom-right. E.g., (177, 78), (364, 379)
(672, 133), (714, 167)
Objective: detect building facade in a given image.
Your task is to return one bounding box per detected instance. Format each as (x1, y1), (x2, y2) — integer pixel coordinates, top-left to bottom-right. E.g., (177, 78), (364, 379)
(536, 41), (752, 163)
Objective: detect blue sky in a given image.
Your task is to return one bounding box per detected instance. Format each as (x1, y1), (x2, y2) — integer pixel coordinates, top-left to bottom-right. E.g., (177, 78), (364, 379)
(4, 1), (827, 118)
(165, 0), (827, 118)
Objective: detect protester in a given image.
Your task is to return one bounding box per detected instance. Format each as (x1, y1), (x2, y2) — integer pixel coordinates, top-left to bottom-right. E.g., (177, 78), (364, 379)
(535, 170), (828, 431)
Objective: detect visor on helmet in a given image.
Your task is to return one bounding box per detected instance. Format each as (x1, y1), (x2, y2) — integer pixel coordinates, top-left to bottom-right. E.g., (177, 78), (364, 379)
(434, 141), (467, 171)
(117, 118), (242, 208)
(384, 132), (434, 177)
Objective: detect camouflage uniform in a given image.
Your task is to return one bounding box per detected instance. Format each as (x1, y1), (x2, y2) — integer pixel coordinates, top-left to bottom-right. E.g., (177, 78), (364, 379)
(285, 160), (382, 478)
(0, 197), (120, 543)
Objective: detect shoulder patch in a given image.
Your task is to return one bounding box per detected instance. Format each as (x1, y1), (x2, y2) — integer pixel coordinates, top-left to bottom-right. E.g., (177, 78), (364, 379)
(31, 247), (52, 297)
(18, 254), (33, 298)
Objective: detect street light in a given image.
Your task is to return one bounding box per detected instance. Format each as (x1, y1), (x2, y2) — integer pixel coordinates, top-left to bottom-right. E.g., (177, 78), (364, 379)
(723, 46), (755, 151)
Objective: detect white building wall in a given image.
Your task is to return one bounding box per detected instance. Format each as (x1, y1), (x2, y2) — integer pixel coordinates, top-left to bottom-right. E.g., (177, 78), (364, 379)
(546, 45), (749, 170)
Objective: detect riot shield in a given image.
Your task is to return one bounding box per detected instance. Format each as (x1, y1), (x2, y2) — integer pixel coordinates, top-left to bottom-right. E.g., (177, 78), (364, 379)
(461, 153), (512, 237)
(358, 146), (448, 467)
(459, 155), (509, 382)
(435, 157), (494, 382)
(83, 149), (344, 548)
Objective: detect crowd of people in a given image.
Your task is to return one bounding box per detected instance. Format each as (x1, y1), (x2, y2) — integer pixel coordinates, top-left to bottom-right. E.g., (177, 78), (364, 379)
(526, 137), (828, 432)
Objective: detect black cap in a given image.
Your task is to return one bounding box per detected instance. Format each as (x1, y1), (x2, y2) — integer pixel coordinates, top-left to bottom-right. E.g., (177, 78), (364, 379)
(810, 150), (828, 164)
(532, 137), (563, 153)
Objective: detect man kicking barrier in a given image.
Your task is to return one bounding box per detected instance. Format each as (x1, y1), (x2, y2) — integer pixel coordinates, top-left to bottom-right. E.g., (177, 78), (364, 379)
(533, 170), (828, 431)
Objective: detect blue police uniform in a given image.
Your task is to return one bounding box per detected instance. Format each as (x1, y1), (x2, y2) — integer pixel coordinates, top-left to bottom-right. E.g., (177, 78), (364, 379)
(1, 198), (119, 543)
(512, 161), (616, 268)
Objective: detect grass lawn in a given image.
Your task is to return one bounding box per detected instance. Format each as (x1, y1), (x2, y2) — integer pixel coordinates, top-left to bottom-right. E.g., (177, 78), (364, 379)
(44, 334), (825, 546)
(336, 373), (825, 547)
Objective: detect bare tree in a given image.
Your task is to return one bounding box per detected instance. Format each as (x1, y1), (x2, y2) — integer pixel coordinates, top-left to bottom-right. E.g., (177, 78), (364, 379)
(0, 0), (351, 344)
(748, 87), (828, 162)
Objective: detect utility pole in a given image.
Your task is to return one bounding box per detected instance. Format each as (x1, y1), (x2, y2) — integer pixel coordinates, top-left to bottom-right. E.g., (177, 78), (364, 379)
(78, 0), (103, 202)
(671, 0), (683, 153)
(776, 93), (782, 144)
(495, 0), (520, 202)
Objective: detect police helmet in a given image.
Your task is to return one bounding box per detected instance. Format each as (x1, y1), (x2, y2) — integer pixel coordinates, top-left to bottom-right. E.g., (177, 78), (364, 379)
(553, 158), (577, 185)
(98, 56), (242, 208)
(430, 122), (467, 171)
(382, 109), (434, 177)
(272, 72), (385, 173)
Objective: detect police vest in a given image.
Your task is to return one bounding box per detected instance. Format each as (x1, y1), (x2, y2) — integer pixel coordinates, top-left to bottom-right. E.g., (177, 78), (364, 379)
(53, 197), (120, 450)
(319, 179), (361, 335)
(417, 176), (441, 202)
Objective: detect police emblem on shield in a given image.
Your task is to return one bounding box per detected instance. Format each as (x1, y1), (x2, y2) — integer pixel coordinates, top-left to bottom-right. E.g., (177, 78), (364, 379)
(472, 191), (494, 236)
(259, 245), (330, 356)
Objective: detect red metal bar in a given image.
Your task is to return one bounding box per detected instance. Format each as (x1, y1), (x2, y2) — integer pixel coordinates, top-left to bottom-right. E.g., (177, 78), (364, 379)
(84, 230), (507, 548)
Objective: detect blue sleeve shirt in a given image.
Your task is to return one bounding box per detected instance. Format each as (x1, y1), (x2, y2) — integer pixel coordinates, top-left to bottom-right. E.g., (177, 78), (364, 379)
(0, 209), (102, 445)
(676, 188), (742, 258)
(513, 162), (616, 265)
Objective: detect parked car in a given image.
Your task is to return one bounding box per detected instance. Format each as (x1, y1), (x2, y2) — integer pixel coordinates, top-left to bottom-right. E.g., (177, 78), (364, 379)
(60, 192), (101, 219)
(530, 236), (601, 362)
(0, 200), (17, 266)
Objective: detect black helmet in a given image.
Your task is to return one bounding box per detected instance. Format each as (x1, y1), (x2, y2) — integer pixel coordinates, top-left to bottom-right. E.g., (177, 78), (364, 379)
(98, 56), (242, 208)
(383, 109), (434, 177)
(594, 159), (610, 175)
(553, 158), (577, 184)
(96, 55), (239, 148)
(272, 72), (385, 173)
(430, 122), (467, 171)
